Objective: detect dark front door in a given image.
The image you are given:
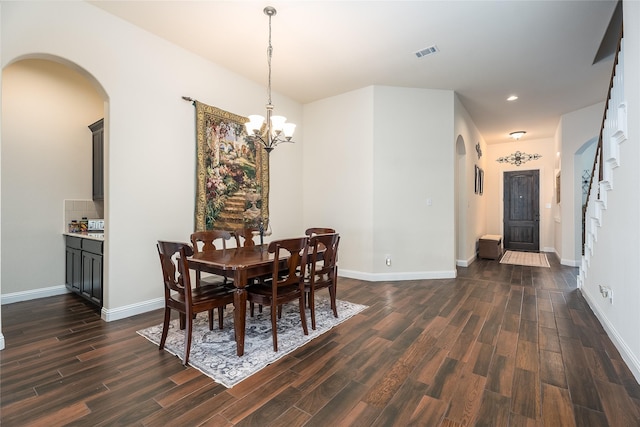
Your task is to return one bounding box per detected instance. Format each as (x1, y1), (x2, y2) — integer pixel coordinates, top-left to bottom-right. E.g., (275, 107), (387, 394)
(503, 170), (539, 252)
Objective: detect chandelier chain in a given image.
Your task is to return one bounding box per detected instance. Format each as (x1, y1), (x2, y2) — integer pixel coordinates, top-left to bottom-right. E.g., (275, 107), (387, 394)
(267, 13), (273, 106)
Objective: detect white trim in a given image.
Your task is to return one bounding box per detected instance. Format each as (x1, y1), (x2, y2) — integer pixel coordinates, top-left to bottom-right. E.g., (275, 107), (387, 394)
(457, 253), (476, 267)
(1, 285), (69, 305)
(560, 258), (581, 267)
(0, 334), (5, 350)
(582, 289), (640, 383)
(339, 269), (457, 281)
(101, 297), (164, 322)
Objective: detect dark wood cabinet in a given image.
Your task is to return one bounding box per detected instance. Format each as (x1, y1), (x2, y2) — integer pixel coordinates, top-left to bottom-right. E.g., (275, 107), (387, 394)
(65, 236), (82, 292)
(65, 235), (103, 307)
(89, 119), (104, 201)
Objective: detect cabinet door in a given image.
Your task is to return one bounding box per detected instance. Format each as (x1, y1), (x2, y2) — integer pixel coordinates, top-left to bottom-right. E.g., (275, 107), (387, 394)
(89, 119), (104, 201)
(82, 251), (103, 306)
(66, 246), (82, 292)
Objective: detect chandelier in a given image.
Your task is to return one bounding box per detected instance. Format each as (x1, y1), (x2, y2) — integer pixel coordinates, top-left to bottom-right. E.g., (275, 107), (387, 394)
(245, 6), (296, 154)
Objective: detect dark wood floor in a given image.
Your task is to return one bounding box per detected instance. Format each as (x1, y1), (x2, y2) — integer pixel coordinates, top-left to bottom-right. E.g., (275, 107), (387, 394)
(2, 254), (640, 426)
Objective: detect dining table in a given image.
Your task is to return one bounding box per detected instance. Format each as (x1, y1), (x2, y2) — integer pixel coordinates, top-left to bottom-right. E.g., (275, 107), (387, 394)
(188, 245), (284, 356)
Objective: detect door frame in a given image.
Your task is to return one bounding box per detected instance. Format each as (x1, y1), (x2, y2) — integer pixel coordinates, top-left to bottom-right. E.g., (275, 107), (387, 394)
(499, 167), (542, 252)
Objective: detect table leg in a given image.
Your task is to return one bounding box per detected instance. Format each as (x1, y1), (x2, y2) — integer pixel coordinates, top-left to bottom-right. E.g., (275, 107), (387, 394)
(233, 270), (247, 356)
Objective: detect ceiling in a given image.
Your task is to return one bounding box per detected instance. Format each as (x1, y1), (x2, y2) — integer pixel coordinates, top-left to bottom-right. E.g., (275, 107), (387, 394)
(90, 1), (620, 145)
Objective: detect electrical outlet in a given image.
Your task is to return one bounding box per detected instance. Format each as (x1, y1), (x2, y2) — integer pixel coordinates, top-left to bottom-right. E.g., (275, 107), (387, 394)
(385, 255), (392, 267)
(599, 285), (613, 303)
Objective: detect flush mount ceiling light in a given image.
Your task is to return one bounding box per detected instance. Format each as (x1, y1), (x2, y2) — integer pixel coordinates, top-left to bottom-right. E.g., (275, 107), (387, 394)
(245, 6), (296, 154)
(507, 95), (519, 101)
(509, 131), (527, 140)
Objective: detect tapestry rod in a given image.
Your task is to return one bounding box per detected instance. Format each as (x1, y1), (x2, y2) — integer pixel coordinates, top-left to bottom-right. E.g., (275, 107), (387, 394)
(182, 96), (195, 104)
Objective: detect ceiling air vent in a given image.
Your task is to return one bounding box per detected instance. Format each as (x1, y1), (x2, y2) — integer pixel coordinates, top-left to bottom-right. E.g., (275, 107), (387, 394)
(415, 45), (439, 59)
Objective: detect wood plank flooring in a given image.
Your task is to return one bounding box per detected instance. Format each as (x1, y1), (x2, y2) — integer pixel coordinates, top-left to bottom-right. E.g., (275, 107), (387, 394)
(2, 254), (640, 426)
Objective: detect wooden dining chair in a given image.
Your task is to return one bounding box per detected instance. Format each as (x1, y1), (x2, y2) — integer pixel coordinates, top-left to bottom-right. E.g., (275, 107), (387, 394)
(305, 227), (336, 237)
(156, 241), (235, 365)
(190, 230), (239, 287)
(246, 237), (310, 351)
(305, 233), (340, 330)
(233, 227), (259, 247)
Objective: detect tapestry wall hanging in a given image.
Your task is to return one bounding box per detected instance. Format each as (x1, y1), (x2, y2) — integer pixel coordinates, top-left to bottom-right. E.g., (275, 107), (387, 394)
(193, 101), (269, 231)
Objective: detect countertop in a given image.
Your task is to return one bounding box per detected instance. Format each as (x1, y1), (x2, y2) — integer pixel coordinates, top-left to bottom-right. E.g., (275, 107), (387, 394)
(63, 232), (105, 241)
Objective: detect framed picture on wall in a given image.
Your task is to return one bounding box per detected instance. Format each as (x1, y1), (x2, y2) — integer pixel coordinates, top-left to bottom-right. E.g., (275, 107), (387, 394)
(474, 165), (479, 194)
(479, 168), (484, 195)
(556, 171), (561, 203)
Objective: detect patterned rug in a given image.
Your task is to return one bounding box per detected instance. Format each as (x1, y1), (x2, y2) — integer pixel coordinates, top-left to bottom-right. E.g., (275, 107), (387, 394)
(500, 250), (550, 268)
(137, 298), (368, 388)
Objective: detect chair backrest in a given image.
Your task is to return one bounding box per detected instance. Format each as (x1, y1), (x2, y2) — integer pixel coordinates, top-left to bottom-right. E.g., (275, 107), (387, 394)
(157, 241), (194, 299)
(268, 237), (309, 289)
(309, 233), (340, 279)
(233, 227), (259, 247)
(190, 230), (238, 254)
(305, 227), (336, 237)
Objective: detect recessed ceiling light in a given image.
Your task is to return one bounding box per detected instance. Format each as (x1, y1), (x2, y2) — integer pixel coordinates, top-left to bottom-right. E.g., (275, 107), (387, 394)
(510, 131), (526, 140)
(507, 95), (518, 101)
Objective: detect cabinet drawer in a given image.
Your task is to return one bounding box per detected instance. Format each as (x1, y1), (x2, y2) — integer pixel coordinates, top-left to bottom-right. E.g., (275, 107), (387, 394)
(66, 235), (83, 250)
(82, 239), (103, 254)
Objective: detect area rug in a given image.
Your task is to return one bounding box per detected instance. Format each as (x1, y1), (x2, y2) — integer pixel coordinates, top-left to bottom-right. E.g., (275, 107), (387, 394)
(500, 250), (550, 268)
(137, 298), (368, 388)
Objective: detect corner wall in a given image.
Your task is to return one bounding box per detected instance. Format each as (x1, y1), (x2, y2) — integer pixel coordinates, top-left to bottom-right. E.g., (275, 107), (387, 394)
(558, 102), (604, 265)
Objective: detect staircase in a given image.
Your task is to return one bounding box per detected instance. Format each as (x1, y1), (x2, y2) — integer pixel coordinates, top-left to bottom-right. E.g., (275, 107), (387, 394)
(579, 33), (627, 287)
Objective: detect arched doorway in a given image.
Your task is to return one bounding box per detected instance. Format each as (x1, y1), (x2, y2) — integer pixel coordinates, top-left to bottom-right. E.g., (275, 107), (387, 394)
(1, 57), (107, 307)
(455, 134), (467, 265)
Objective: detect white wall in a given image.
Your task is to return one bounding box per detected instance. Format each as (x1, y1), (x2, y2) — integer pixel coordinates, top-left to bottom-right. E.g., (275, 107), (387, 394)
(1, 1), (303, 319)
(558, 102), (604, 266)
(454, 96), (487, 265)
(373, 86), (456, 277)
(580, 0), (640, 382)
(302, 87), (375, 275)
(303, 86), (457, 281)
(1, 59), (103, 295)
(0, 2), (3, 350)
(485, 138), (557, 252)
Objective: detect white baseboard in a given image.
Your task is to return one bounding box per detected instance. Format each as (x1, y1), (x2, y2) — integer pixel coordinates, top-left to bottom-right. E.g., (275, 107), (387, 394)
(560, 258), (581, 267)
(457, 253), (476, 267)
(101, 297), (164, 322)
(581, 288), (640, 384)
(1, 285), (69, 305)
(339, 269), (457, 281)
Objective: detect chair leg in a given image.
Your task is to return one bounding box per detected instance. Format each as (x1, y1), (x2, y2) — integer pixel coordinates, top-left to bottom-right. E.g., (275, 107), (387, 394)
(179, 312), (186, 330)
(329, 286), (338, 317)
(298, 296), (309, 335)
(208, 309), (214, 330)
(271, 304), (278, 352)
(309, 289), (316, 330)
(159, 307), (171, 350)
(217, 306), (224, 329)
(184, 310), (193, 365)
